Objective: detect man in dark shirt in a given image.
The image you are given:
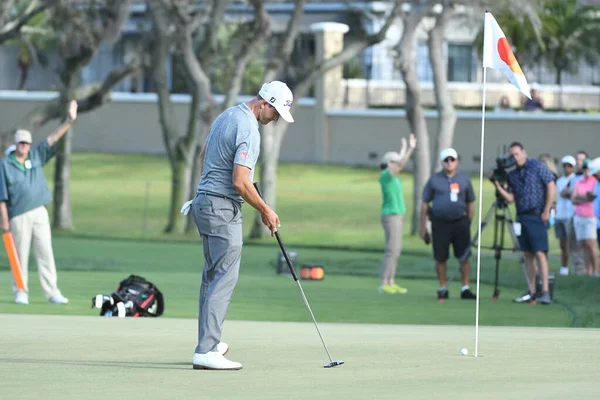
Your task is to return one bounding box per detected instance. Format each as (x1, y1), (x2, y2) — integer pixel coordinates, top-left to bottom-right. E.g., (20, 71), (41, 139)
(421, 148), (477, 302)
(495, 142), (556, 305)
(524, 88), (544, 112)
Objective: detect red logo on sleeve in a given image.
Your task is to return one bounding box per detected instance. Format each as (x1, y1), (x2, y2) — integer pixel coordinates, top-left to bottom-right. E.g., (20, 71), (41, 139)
(240, 152), (251, 159)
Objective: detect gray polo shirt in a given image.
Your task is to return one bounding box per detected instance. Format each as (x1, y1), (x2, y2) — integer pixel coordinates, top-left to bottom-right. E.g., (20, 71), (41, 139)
(0, 140), (56, 218)
(197, 103), (260, 203)
(422, 171), (475, 221)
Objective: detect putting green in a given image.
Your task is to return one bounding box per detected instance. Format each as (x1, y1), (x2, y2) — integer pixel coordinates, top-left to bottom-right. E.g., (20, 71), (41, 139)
(1, 314), (598, 399)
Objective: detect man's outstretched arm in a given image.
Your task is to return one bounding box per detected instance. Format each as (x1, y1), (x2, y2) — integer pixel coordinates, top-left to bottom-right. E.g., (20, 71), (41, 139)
(47, 100), (78, 147)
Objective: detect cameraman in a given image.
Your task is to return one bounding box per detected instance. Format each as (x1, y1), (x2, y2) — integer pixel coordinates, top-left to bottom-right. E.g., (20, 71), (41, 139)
(494, 142), (556, 305)
(421, 148), (477, 302)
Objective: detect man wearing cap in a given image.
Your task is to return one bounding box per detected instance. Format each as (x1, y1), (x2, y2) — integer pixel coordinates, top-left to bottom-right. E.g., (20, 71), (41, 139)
(185, 81), (294, 370)
(377, 133), (416, 294)
(494, 142), (556, 305)
(555, 155), (576, 276)
(420, 148), (477, 302)
(0, 100), (78, 305)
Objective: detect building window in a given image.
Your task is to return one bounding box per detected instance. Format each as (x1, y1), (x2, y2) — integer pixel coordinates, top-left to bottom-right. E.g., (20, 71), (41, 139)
(447, 44), (472, 82)
(416, 42), (433, 82)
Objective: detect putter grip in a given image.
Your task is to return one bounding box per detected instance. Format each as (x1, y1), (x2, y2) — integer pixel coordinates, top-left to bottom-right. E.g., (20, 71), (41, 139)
(253, 182), (299, 281)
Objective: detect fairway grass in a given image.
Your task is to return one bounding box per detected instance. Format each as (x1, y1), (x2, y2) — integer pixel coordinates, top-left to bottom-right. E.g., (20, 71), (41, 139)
(1, 314), (598, 400)
(0, 237), (571, 328)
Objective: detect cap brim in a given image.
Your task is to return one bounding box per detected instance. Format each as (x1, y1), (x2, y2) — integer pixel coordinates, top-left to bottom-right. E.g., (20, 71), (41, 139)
(277, 107), (294, 123)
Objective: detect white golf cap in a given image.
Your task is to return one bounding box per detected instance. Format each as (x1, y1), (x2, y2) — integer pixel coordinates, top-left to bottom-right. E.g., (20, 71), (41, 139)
(14, 129), (32, 144)
(560, 155), (576, 166)
(440, 148), (458, 161)
(258, 81), (294, 123)
(588, 157), (600, 176)
(381, 151), (402, 164)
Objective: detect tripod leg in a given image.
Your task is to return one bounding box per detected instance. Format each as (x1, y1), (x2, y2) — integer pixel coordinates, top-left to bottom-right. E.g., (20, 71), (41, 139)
(470, 202), (498, 250)
(493, 258), (501, 300)
(462, 202), (500, 298)
(492, 209), (506, 301)
(504, 207), (531, 290)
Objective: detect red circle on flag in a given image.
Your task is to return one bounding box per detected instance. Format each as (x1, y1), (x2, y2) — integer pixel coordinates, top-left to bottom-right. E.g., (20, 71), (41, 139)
(497, 38), (522, 74)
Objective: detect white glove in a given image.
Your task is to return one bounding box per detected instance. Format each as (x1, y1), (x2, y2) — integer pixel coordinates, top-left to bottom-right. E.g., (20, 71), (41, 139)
(180, 199), (193, 216)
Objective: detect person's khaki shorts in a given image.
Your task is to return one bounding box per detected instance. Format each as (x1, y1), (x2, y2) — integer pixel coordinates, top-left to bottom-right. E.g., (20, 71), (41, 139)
(573, 215), (597, 241)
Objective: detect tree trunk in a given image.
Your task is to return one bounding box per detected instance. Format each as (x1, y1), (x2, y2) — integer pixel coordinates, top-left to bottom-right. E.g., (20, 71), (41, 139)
(18, 66), (29, 90)
(52, 125), (73, 229)
(428, 2), (456, 173)
(249, 123), (281, 238)
(405, 83), (431, 235)
(396, 5), (430, 235)
(165, 152), (193, 233)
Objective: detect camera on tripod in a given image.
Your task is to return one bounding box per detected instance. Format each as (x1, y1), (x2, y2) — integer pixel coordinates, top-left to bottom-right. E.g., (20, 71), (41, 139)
(489, 153), (516, 186)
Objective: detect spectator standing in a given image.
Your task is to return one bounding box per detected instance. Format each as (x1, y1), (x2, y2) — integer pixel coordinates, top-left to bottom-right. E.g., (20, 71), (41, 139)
(571, 159), (598, 277)
(555, 155), (576, 276)
(378, 134), (417, 294)
(494, 142), (556, 305)
(420, 148), (477, 302)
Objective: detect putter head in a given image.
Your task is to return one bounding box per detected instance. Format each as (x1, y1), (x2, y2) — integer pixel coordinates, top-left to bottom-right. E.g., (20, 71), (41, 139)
(324, 360), (344, 368)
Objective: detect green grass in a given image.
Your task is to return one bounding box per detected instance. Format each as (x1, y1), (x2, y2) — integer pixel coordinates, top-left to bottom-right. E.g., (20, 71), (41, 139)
(0, 152), (597, 328)
(0, 236), (572, 327)
(2, 315), (599, 400)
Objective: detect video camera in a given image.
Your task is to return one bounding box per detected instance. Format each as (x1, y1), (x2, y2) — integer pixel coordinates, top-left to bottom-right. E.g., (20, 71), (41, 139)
(489, 153), (516, 186)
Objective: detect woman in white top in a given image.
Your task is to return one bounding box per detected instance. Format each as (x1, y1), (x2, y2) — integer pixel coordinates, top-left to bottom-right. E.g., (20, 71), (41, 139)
(555, 155), (576, 276)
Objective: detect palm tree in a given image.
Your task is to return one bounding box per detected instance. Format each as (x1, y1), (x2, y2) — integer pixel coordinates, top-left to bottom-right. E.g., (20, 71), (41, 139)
(541, 0), (600, 85)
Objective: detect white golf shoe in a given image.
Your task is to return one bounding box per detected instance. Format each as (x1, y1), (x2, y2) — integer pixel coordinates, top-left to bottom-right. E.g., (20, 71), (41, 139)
(49, 292), (69, 305)
(15, 292), (29, 305)
(192, 351), (242, 370)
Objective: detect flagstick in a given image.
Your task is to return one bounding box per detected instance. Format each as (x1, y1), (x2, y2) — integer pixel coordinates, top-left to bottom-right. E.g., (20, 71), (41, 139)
(474, 66), (488, 358)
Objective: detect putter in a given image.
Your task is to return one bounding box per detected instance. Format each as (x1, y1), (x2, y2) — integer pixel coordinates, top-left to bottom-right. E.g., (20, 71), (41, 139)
(253, 182), (344, 369)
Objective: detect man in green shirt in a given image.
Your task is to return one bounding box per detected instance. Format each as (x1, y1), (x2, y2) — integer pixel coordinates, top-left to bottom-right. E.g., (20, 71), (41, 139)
(378, 133), (416, 294)
(0, 100), (78, 305)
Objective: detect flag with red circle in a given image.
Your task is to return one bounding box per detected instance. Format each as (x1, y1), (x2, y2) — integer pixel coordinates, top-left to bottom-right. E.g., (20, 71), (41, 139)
(483, 12), (531, 99)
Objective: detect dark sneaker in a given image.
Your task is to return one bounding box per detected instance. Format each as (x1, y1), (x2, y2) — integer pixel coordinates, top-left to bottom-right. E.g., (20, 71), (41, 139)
(460, 289), (477, 300)
(513, 291), (536, 304)
(437, 288), (449, 303)
(539, 291), (552, 305)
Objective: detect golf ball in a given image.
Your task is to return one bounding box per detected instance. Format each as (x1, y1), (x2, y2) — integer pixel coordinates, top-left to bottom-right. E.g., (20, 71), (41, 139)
(461, 348), (468, 356)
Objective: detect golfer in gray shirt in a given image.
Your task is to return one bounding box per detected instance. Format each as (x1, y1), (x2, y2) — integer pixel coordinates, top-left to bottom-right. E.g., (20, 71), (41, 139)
(185, 81), (294, 370)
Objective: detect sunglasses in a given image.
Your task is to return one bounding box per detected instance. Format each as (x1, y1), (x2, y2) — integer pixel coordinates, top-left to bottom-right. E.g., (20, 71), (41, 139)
(443, 157), (456, 163)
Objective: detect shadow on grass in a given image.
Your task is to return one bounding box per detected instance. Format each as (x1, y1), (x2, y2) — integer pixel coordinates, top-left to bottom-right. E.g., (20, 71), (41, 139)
(0, 358), (190, 370)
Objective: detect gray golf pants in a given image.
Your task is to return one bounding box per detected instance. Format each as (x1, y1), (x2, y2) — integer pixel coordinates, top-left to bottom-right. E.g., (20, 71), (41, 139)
(192, 193), (243, 354)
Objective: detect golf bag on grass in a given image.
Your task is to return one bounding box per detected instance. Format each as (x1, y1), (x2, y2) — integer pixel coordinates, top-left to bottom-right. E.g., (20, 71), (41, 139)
(92, 275), (164, 318)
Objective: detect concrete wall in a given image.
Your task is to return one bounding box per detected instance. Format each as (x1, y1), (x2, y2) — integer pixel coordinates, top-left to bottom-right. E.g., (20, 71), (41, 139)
(0, 91), (598, 173)
(325, 109), (600, 172)
(0, 91), (317, 159)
